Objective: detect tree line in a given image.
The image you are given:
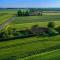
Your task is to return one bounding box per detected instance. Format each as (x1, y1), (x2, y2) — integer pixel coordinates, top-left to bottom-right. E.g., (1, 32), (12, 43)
(17, 9), (43, 16)
(17, 10), (30, 16)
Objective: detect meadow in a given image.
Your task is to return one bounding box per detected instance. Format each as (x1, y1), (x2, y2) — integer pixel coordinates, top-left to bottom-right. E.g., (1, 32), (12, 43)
(1, 9), (60, 60)
(7, 15), (60, 31)
(0, 14), (14, 25)
(0, 9), (17, 14)
(0, 35), (60, 60)
(12, 15), (60, 24)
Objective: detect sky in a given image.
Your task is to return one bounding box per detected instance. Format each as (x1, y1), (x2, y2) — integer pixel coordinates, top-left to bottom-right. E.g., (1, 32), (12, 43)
(0, 0), (60, 8)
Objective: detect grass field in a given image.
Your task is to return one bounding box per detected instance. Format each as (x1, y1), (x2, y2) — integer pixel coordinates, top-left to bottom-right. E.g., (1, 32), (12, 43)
(22, 49), (60, 60)
(0, 35), (60, 60)
(0, 9), (17, 14)
(11, 15), (60, 24)
(0, 14), (14, 25)
(1, 10), (60, 60)
(6, 21), (60, 31)
(8, 15), (60, 30)
(7, 15), (60, 31)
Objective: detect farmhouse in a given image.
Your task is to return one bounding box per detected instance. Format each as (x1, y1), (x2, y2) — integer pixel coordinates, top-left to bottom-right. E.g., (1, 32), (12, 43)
(29, 11), (42, 16)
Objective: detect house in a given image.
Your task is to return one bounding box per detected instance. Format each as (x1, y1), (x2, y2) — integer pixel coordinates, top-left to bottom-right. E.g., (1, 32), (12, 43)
(29, 11), (42, 16)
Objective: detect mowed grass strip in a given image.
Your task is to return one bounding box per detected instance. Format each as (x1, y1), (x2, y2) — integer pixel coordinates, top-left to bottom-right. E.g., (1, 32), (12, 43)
(0, 35), (60, 59)
(0, 14), (14, 25)
(7, 21), (60, 31)
(0, 35), (60, 49)
(43, 12), (60, 15)
(11, 15), (60, 24)
(7, 22), (47, 30)
(0, 10), (17, 14)
(0, 41), (60, 59)
(21, 49), (60, 60)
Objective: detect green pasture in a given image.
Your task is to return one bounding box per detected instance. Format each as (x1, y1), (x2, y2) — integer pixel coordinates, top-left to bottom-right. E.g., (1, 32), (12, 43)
(43, 12), (60, 15)
(0, 35), (60, 59)
(1, 10), (60, 60)
(5, 15), (60, 31)
(6, 21), (60, 31)
(0, 9), (17, 14)
(0, 14), (14, 25)
(11, 15), (60, 24)
(22, 49), (60, 60)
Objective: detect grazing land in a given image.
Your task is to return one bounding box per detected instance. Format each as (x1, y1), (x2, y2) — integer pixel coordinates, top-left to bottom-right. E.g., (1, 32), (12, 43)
(0, 35), (60, 60)
(11, 15), (60, 24)
(1, 9), (60, 60)
(7, 15), (60, 31)
(0, 14), (14, 25)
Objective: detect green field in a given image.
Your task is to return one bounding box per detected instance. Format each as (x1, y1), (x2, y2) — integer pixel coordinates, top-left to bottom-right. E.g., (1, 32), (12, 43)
(7, 15), (60, 31)
(0, 35), (60, 60)
(0, 14), (14, 25)
(11, 15), (60, 24)
(1, 10), (60, 60)
(22, 49), (60, 60)
(0, 9), (17, 14)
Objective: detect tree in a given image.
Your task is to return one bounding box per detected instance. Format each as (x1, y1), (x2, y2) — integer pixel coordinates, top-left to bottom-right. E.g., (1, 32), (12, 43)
(40, 11), (43, 16)
(30, 8), (35, 12)
(48, 22), (55, 28)
(25, 10), (29, 16)
(17, 10), (22, 16)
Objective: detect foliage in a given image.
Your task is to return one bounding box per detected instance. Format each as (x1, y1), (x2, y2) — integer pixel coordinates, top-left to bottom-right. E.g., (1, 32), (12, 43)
(48, 22), (55, 28)
(17, 10), (29, 16)
(17, 10), (22, 16)
(55, 26), (60, 34)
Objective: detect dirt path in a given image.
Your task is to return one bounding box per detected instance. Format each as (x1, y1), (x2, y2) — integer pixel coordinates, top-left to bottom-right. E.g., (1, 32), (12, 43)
(0, 16), (16, 30)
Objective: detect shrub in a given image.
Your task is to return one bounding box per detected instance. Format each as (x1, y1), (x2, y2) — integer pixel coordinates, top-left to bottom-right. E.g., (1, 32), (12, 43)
(47, 28), (57, 36)
(55, 26), (60, 34)
(48, 22), (55, 28)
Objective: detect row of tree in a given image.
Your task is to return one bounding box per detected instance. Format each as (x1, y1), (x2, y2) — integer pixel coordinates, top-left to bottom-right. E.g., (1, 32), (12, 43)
(17, 9), (43, 16)
(17, 10), (29, 16)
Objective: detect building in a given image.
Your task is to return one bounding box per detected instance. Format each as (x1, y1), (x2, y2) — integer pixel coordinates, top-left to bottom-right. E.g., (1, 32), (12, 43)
(29, 11), (42, 16)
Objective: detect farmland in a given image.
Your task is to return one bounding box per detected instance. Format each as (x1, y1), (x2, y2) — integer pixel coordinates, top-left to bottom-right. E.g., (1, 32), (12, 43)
(0, 14), (14, 25)
(11, 15), (60, 24)
(22, 49), (60, 60)
(0, 35), (60, 60)
(1, 9), (60, 60)
(7, 15), (60, 31)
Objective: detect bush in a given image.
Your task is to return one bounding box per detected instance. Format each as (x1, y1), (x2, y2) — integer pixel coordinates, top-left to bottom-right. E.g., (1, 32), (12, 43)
(47, 28), (57, 36)
(48, 22), (55, 28)
(55, 26), (60, 34)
